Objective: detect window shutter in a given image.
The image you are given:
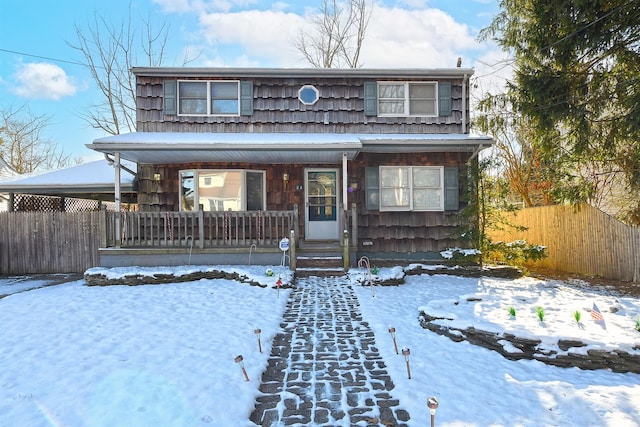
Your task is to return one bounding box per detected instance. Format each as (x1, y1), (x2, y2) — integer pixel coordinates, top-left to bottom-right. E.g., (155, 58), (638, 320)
(444, 166), (459, 210)
(438, 82), (452, 116)
(363, 81), (377, 116)
(365, 167), (380, 210)
(163, 80), (177, 115)
(240, 81), (254, 115)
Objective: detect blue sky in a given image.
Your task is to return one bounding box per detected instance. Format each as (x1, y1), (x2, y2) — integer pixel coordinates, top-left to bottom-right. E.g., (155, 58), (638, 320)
(0, 0), (505, 165)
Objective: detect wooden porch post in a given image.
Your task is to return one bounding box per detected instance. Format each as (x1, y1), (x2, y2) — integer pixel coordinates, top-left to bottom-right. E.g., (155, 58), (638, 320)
(114, 152), (121, 248)
(289, 229), (296, 271)
(343, 229), (350, 271)
(351, 202), (358, 247)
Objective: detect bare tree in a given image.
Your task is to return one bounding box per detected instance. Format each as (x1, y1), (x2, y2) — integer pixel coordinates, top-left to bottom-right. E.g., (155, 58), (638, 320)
(0, 105), (73, 174)
(296, 0), (372, 68)
(69, 6), (193, 135)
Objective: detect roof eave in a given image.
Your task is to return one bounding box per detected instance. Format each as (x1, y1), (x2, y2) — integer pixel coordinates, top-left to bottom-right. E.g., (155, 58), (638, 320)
(131, 67), (475, 79)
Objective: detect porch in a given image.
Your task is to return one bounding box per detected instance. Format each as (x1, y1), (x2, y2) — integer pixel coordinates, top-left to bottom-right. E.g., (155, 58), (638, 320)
(98, 205), (358, 270)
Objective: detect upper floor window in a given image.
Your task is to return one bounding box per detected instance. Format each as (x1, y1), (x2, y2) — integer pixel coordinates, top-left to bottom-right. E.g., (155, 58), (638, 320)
(298, 85), (319, 105)
(378, 82), (438, 117)
(179, 169), (265, 211)
(178, 80), (240, 116)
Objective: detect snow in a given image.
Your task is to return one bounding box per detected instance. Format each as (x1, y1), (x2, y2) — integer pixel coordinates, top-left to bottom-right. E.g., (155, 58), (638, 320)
(91, 132), (493, 146)
(1, 266), (638, 426)
(0, 159), (136, 187)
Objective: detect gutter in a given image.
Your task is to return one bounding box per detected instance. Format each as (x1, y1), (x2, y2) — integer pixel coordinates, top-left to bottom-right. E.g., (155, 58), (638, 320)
(131, 67), (476, 80)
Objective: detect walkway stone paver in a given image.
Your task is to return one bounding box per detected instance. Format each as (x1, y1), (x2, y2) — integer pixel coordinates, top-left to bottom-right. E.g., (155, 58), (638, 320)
(249, 276), (410, 427)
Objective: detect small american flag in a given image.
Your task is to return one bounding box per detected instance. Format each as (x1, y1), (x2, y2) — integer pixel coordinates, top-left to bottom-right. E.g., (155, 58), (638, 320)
(591, 303), (604, 321)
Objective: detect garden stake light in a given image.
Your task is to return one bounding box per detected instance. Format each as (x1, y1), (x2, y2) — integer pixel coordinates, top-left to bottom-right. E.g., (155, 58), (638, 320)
(402, 347), (411, 379)
(388, 326), (399, 354)
(427, 396), (439, 427)
(254, 328), (262, 353)
(235, 355), (249, 382)
(276, 278), (282, 299)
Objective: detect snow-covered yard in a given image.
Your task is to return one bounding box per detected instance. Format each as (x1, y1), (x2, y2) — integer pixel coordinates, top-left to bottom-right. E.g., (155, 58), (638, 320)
(0, 266), (638, 426)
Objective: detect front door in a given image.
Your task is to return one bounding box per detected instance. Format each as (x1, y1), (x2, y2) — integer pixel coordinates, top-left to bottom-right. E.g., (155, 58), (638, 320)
(305, 169), (340, 240)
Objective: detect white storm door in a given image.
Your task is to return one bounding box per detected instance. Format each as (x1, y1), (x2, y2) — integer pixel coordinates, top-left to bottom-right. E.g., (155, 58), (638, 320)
(305, 169), (340, 240)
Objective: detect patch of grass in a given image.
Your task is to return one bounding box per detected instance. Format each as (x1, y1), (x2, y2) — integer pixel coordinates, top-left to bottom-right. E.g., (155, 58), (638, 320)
(574, 310), (582, 323)
(507, 306), (516, 317)
(535, 306), (545, 322)
(635, 318), (640, 332)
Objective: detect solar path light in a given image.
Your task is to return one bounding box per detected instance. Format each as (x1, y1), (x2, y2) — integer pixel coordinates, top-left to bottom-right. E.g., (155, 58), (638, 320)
(254, 328), (262, 353)
(235, 355), (249, 382)
(388, 326), (399, 354)
(427, 396), (439, 427)
(402, 347), (411, 379)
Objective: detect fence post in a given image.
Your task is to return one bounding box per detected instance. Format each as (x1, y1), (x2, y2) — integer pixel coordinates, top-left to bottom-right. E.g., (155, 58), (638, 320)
(99, 208), (107, 248)
(198, 210), (205, 249)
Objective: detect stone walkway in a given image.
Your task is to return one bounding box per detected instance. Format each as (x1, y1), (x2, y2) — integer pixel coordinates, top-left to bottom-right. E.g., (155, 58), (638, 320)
(249, 276), (410, 427)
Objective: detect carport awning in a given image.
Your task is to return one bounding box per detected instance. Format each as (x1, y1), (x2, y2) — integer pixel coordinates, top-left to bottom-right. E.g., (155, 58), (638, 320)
(0, 160), (136, 198)
(86, 132), (494, 165)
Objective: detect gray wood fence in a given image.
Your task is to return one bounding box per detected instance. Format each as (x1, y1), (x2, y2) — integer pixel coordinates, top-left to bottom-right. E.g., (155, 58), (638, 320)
(0, 211), (103, 274)
(488, 204), (640, 283)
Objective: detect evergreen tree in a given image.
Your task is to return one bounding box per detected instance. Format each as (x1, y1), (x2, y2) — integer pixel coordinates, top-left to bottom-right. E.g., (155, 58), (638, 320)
(480, 0), (640, 223)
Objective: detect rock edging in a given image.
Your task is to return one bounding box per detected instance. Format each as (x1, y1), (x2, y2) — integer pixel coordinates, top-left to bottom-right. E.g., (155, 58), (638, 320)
(84, 269), (294, 288)
(419, 312), (640, 374)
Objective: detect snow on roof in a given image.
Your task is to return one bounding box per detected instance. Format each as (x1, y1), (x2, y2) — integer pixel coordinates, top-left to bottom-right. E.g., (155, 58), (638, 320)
(0, 159), (136, 191)
(90, 132), (493, 146)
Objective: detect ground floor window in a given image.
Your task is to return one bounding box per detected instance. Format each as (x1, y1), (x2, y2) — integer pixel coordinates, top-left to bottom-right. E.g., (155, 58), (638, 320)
(179, 169), (265, 211)
(378, 166), (444, 211)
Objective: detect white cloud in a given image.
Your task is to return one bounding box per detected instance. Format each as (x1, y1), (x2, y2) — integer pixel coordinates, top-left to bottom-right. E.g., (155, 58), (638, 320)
(197, 9), (305, 66)
(11, 62), (78, 101)
(175, 1), (504, 75)
(361, 7), (479, 68)
(152, 0), (258, 13)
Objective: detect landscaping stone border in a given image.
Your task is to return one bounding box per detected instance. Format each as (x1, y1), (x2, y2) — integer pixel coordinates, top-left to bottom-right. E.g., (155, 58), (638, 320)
(83, 269), (295, 288)
(419, 312), (640, 374)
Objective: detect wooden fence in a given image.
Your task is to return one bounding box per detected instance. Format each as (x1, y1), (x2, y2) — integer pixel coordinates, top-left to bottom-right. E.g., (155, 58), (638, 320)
(0, 211), (103, 275)
(488, 204), (640, 283)
(0, 209), (299, 275)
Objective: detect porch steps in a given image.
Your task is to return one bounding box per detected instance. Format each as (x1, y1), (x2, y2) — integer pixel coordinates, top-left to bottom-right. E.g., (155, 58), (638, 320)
(295, 256), (345, 278)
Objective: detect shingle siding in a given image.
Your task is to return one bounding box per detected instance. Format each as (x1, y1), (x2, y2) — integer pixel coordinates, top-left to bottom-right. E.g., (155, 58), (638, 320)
(135, 76), (468, 134)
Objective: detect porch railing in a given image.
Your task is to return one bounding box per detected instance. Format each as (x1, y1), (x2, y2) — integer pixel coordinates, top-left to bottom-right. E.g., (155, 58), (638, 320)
(106, 208), (297, 249)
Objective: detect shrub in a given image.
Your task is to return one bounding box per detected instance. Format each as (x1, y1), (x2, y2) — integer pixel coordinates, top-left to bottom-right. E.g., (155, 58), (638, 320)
(484, 240), (547, 268)
(440, 248), (482, 266)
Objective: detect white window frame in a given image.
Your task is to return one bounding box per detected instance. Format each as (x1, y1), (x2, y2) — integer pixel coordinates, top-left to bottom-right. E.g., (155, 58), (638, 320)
(177, 80), (240, 116)
(179, 169), (266, 212)
(377, 81), (438, 117)
(379, 166), (444, 211)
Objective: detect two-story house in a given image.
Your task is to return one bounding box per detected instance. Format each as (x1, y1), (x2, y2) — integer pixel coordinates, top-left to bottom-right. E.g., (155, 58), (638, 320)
(87, 67), (493, 268)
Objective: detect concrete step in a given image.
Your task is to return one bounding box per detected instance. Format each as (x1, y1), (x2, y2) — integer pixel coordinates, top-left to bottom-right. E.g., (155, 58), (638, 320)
(295, 256), (345, 277)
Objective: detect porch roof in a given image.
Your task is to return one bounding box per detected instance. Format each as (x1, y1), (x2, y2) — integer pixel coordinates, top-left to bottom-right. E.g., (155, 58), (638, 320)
(87, 132), (493, 164)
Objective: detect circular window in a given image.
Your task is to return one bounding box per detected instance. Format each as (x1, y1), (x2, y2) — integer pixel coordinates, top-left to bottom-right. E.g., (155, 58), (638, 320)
(298, 85), (319, 105)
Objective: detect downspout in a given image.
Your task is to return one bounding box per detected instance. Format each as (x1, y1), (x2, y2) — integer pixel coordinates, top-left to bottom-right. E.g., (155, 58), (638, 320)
(104, 153), (136, 177)
(467, 144), (485, 164)
(462, 73), (468, 134)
